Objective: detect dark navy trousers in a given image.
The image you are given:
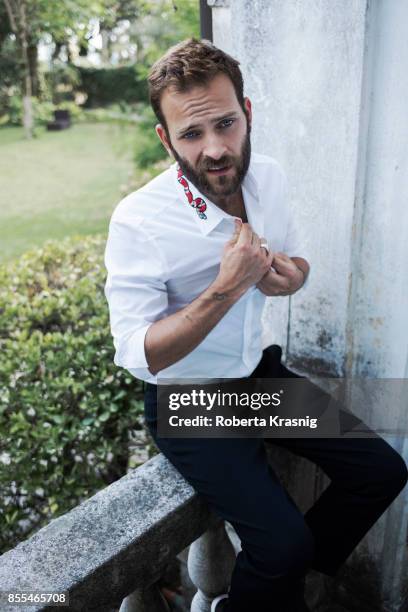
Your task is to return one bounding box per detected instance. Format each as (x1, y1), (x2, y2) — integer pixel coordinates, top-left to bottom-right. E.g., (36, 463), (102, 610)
(143, 346), (408, 612)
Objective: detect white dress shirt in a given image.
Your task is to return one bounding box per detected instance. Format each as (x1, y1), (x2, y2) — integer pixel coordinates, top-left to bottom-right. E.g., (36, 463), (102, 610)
(104, 153), (308, 383)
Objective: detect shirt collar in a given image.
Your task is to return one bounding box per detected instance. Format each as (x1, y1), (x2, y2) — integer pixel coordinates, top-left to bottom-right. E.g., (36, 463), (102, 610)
(172, 157), (259, 236)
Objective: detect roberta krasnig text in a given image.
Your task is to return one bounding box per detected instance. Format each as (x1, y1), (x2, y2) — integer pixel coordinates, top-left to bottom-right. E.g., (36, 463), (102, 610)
(168, 414), (318, 428)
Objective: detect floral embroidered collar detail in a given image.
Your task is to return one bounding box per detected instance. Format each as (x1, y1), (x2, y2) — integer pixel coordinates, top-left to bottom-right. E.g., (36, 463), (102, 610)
(176, 165), (207, 220)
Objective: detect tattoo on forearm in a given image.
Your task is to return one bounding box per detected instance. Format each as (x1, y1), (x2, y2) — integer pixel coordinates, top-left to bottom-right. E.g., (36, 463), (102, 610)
(212, 291), (228, 301)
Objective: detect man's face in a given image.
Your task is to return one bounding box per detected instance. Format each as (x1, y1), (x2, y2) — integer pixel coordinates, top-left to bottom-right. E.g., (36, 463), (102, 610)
(156, 73), (252, 200)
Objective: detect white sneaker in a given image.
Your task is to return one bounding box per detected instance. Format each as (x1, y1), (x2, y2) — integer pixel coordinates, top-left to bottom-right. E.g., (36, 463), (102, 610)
(210, 593), (229, 611)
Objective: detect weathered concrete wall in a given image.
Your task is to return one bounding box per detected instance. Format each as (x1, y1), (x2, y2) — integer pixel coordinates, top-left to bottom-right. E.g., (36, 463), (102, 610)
(211, 0), (408, 378)
(345, 0), (408, 380)
(211, 1), (408, 610)
(215, 0), (368, 375)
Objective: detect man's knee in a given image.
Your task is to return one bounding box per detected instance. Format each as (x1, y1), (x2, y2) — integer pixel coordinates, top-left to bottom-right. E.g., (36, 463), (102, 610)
(362, 443), (408, 500)
(382, 449), (408, 498)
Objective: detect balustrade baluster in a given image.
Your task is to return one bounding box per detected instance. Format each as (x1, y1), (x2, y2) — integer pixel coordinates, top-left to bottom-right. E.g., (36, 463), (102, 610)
(119, 582), (171, 612)
(188, 518), (236, 611)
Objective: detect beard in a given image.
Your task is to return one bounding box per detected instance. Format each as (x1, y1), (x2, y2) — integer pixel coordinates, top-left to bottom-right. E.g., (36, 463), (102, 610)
(168, 118), (252, 201)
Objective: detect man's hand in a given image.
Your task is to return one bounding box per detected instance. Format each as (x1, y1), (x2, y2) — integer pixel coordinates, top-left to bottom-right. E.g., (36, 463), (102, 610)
(256, 252), (308, 297)
(215, 221), (274, 297)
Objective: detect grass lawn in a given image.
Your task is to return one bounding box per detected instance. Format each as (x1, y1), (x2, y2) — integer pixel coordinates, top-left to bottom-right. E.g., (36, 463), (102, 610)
(0, 122), (135, 263)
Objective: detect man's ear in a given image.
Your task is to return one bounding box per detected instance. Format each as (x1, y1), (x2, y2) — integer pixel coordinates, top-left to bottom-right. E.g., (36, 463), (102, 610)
(155, 124), (173, 158)
(244, 97), (252, 129)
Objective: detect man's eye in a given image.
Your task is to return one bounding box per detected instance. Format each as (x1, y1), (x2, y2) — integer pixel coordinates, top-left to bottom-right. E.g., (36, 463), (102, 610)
(183, 131), (200, 139)
(219, 119), (234, 128)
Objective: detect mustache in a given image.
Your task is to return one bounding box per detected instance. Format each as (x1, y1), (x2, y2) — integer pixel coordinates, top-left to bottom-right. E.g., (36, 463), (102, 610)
(201, 159), (234, 170)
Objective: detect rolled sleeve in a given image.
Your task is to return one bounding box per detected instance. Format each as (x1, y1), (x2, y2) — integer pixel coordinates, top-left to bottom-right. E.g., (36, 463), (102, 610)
(104, 214), (168, 380)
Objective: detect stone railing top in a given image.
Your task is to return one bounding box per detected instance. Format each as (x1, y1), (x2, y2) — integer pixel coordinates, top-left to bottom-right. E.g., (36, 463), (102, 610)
(0, 454), (218, 612)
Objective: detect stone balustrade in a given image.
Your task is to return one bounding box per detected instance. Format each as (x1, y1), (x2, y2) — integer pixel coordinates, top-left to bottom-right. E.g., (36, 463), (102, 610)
(0, 454), (238, 612)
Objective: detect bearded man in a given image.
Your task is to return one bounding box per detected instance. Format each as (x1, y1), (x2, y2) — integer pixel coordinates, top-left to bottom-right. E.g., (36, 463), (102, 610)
(104, 38), (407, 612)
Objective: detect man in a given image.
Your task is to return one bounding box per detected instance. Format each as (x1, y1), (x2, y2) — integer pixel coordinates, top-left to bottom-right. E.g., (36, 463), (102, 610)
(104, 39), (407, 612)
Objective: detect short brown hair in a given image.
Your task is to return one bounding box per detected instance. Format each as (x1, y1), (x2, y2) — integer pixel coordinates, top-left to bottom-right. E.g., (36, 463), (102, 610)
(148, 38), (245, 131)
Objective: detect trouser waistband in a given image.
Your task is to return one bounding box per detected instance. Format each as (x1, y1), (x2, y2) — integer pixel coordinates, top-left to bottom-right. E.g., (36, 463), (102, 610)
(142, 345), (283, 393)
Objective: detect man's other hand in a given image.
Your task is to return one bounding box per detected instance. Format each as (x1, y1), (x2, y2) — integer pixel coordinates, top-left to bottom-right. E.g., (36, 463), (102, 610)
(256, 252), (309, 296)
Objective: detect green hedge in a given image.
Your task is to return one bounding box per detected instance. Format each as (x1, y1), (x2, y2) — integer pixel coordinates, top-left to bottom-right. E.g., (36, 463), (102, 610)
(0, 235), (153, 554)
(78, 65), (148, 108)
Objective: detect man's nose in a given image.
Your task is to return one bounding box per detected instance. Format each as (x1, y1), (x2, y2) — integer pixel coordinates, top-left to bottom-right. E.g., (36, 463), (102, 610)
(202, 134), (228, 162)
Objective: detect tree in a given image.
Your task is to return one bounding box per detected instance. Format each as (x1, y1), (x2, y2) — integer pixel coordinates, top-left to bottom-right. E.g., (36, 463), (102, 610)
(1, 0), (107, 135)
(95, 0), (199, 67)
(0, 0), (199, 133)
(3, 0), (34, 137)
(97, 0), (150, 65)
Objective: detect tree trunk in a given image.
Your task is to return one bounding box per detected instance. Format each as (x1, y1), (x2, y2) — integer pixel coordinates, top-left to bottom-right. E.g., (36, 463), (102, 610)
(3, 0), (34, 138)
(19, 0), (33, 138)
(100, 28), (111, 64)
(27, 41), (39, 97)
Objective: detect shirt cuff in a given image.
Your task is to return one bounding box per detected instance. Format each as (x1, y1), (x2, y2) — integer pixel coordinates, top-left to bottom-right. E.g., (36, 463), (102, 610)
(287, 255), (311, 291)
(114, 323), (151, 369)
